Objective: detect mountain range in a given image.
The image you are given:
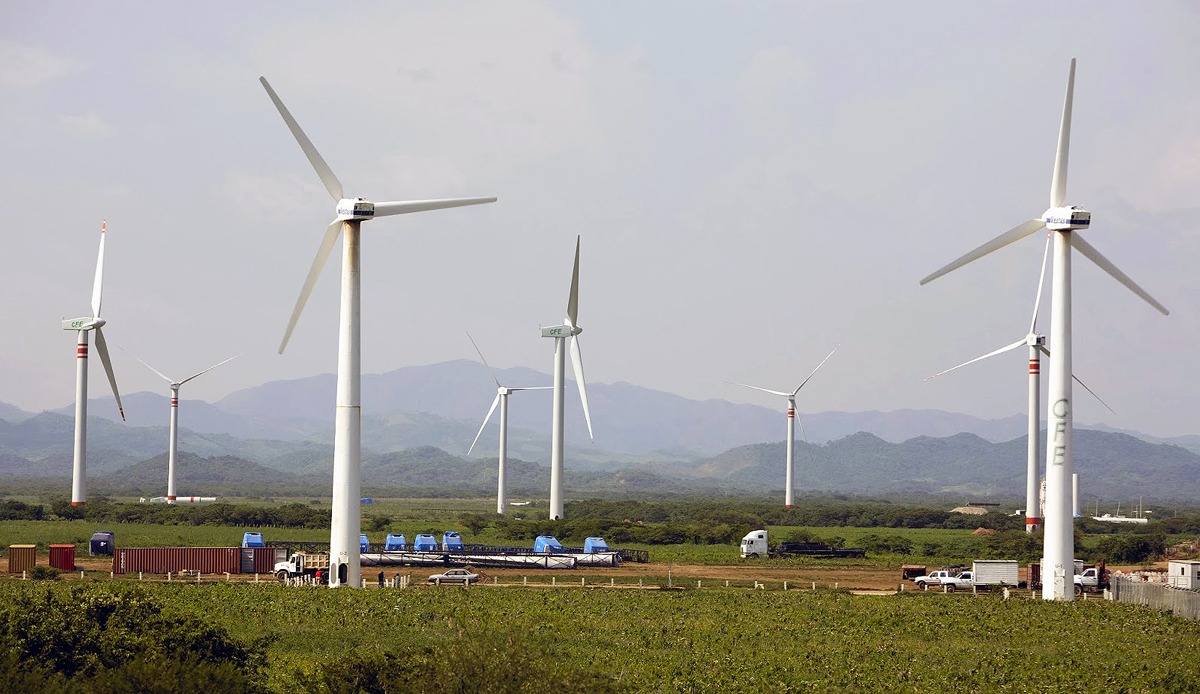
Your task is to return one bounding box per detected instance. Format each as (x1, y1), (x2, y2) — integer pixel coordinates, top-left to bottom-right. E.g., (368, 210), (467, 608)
(1, 360), (1198, 502)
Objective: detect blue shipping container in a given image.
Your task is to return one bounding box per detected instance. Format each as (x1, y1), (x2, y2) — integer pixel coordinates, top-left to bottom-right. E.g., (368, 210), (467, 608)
(242, 532), (265, 548)
(385, 534), (407, 551)
(534, 535), (563, 553)
(413, 534), (438, 551)
(442, 531), (463, 551)
(359, 534), (370, 552)
(583, 537), (608, 553)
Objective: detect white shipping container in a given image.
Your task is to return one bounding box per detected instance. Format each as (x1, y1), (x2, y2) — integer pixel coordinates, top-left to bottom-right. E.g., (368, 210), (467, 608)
(972, 560), (1020, 587)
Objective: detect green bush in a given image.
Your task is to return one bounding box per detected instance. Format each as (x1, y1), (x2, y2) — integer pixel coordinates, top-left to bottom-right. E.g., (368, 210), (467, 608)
(297, 631), (623, 694)
(29, 565), (60, 581)
(0, 585), (270, 692)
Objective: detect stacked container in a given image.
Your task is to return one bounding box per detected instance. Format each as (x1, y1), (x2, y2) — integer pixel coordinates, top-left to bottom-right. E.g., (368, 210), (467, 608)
(112, 547), (239, 575)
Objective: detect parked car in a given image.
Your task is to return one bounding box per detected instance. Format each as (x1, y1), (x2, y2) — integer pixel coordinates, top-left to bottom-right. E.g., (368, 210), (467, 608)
(427, 568), (479, 585)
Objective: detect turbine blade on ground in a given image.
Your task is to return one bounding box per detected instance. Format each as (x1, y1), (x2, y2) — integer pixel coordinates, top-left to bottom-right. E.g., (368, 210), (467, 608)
(1072, 235), (1169, 315)
(91, 220), (106, 318)
(566, 236), (580, 328)
(569, 335), (593, 440)
(179, 354), (239, 386)
(372, 198), (496, 217)
(726, 381), (790, 397)
(793, 346), (839, 395)
(92, 327), (124, 421)
(466, 332), (501, 387)
(468, 393), (501, 456)
(1050, 58), (1076, 208)
(919, 219), (1045, 286)
(259, 77), (344, 201)
(1030, 230), (1052, 334)
(279, 219), (342, 354)
(925, 338), (1027, 381)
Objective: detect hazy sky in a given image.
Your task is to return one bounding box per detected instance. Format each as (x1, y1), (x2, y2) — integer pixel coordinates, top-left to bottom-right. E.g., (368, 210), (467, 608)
(2, 1), (1197, 438)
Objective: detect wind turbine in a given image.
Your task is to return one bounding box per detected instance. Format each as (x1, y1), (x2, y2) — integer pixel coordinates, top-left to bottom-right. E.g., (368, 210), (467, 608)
(61, 220), (125, 506)
(133, 354), (237, 504)
(465, 333), (550, 515)
(540, 236), (593, 520)
(925, 234), (1112, 534)
(729, 347), (837, 508)
(260, 77), (496, 588)
(919, 59), (1168, 600)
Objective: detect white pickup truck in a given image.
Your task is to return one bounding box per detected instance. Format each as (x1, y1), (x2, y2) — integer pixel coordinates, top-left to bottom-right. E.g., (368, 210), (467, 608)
(913, 570), (954, 589)
(939, 571), (974, 592)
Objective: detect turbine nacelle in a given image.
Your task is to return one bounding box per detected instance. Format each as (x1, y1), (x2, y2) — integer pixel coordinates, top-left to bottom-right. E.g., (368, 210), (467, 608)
(1042, 206), (1090, 231)
(541, 324), (582, 338)
(336, 198), (375, 221)
(1026, 333), (1045, 347)
(62, 317), (104, 331)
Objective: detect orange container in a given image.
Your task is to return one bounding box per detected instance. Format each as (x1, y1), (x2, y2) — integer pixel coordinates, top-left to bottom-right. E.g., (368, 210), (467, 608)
(7, 544), (36, 573)
(49, 544), (76, 571)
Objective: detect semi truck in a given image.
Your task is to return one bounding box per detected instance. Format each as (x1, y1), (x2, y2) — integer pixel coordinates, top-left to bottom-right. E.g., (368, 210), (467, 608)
(274, 552), (330, 581)
(739, 530), (866, 559)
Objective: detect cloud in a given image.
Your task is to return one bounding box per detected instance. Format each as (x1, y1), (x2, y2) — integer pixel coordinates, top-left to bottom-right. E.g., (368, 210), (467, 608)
(59, 113), (113, 139)
(0, 40), (77, 87)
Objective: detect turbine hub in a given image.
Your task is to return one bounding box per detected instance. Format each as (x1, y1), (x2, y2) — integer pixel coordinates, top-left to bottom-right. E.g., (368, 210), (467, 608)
(336, 197), (375, 221)
(1042, 205), (1090, 231)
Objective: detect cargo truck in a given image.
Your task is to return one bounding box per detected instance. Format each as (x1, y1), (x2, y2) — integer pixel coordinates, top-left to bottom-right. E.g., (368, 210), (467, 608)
(739, 530), (866, 559)
(274, 552), (330, 581)
(971, 560), (1020, 588)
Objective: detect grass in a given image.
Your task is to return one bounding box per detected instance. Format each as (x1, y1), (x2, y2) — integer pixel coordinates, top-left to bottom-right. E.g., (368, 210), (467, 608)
(3, 579), (1198, 692)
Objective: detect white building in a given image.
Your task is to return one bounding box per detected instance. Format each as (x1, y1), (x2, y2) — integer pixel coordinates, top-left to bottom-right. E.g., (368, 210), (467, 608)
(1167, 560), (1200, 590)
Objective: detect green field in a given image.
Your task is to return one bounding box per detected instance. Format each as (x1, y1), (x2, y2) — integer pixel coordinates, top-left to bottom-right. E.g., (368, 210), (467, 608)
(2, 579), (1198, 693)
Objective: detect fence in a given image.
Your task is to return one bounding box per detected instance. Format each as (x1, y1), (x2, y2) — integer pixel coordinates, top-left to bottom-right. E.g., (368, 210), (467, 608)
(1111, 576), (1200, 620)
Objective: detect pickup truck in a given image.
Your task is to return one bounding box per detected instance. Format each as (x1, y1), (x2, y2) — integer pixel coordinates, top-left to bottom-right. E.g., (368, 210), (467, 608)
(939, 571), (974, 592)
(1074, 567), (1109, 595)
(913, 570), (954, 589)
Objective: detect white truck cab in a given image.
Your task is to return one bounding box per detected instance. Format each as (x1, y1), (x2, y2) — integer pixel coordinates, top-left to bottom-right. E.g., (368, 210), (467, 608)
(740, 530), (769, 558)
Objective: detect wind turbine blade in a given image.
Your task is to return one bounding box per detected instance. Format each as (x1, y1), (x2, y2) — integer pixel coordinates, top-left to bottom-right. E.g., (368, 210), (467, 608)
(179, 354), (239, 386)
(1050, 58), (1076, 208)
(1030, 230), (1052, 333)
(925, 338), (1027, 381)
(1073, 373), (1115, 415)
(797, 412), (810, 445)
(1072, 235), (1169, 315)
(92, 327), (124, 421)
(726, 381), (790, 397)
(793, 345), (839, 395)
(510, 386), (553, 391)
(468, 393), (501, 456)
(280, 219), (343, 354)
(569, 335), (593, 440)
(259, 77), (344, 201)
(1034, 343), (1113, 413)
(131, 354), (175, 384)
(373, 197), (496, 217)
(91, 220), (106, 317)
(565, 236), (580, 328)
(466, 331), (501, 387)
(919, 219), (1046, 285)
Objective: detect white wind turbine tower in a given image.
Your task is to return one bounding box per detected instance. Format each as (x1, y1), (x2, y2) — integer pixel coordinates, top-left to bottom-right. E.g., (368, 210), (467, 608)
(730, 347), (837, 508)
(260, 77), (496, 588)
(540, 236), (593, 520)
(133, 354), (237, 504)
(920, 59), (1168, 600)
(61, 220), (125, 506)
(925, 235), (1112, 534)
(465, 333), (550, 515)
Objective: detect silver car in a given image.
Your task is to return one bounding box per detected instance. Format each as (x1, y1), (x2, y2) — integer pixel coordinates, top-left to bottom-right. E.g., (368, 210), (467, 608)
(427, 568), (479, 585)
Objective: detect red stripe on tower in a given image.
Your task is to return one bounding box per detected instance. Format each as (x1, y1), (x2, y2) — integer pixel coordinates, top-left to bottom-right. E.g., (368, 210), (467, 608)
(77, 344), (88, 358)
(167, 495), (176, 501)
(787, 409), (794, 416)
(171, 398), (178, 406)
(1026, 517), (1040, 526)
